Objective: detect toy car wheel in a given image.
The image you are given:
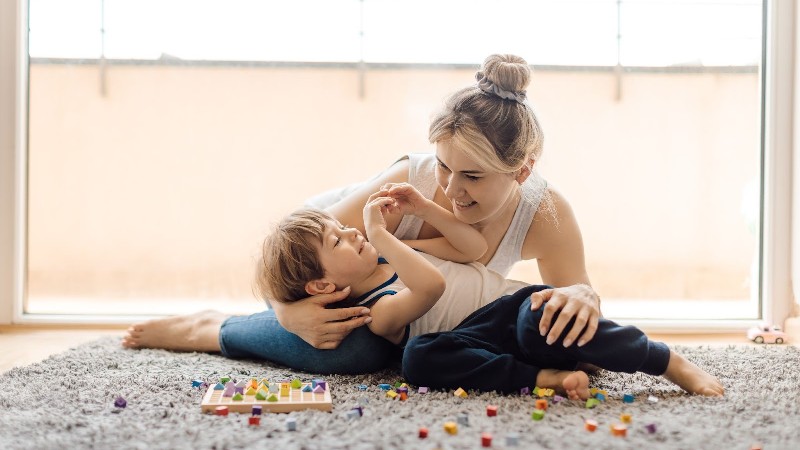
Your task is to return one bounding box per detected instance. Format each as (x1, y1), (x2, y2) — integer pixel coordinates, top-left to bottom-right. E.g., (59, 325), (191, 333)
(776, 338), (784, 344)
(754, 336), (764, 344)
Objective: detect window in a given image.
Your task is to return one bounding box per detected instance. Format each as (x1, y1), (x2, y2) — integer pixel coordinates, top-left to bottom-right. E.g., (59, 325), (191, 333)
(5, 0), (783, 325)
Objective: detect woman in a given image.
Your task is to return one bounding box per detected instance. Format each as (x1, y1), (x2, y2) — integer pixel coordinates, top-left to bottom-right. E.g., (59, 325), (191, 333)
(122, 54), (602, 374)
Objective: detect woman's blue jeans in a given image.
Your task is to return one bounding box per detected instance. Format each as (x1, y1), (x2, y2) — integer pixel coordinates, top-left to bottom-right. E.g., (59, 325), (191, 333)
(219, 309), (400, 374)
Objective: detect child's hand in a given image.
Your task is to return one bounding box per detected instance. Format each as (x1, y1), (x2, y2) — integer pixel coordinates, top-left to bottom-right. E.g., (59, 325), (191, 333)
(379, 183), (430, 217)
(362, 191), (395, 235)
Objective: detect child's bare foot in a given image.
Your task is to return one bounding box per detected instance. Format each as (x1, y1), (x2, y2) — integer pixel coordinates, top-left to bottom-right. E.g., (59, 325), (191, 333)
(662, 350), (724, 396)
(535, 369), (591, 400)
(121, 310), (230, 352)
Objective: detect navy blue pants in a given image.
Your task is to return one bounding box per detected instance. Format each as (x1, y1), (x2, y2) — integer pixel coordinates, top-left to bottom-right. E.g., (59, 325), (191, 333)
(402, 285), (671, 394)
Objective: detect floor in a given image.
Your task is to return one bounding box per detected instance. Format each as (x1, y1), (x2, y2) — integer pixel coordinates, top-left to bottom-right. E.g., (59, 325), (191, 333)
(0, 326), (786, 375)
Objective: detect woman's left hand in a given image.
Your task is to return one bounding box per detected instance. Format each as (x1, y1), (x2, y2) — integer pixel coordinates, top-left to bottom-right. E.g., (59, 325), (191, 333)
(529, 284), (600, 348)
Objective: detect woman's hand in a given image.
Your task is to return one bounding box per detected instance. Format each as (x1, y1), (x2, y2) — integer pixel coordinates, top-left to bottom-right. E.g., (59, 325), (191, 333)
(529, 284), (600, 348)
(270, 287), (373, 349)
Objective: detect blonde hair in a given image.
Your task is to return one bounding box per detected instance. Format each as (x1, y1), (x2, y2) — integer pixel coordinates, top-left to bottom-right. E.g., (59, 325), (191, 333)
(255, 208), (332, 303)
(428, 54), (544, 174)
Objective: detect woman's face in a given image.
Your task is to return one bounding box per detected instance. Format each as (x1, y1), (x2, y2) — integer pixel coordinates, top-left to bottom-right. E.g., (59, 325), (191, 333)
(435, 140), (521, 227)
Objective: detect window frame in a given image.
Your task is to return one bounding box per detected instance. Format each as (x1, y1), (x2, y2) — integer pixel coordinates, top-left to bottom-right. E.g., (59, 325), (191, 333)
(1, 0), (794, 330)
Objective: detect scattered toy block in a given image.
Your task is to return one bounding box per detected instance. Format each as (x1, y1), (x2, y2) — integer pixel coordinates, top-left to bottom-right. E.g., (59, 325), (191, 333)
(589, 387), (600, 396)
(520, 387), (530, 396)
(623, 393), (635, 403)
(386, 391), (398, 400)
(114, 397), (127, 409)
(252, 405), (262, 416)
(531, 409), (545, 421)
(394, 381), (403, 388)
(358, 384), (368, 391)
(418, 386), (429, 394)
(552, 395), (565, 404)
(248, 416), (260, 426)
(647, 395), (658, 403)
(487, 405), (498, 417)
(538, 388), (555, 397)
(352, 406), (363, 416)
(213, 383), (225, 390)
(346, 409), (360, 420)
(286, 417), (297, 431)
(399, 392), (408, 401)
(481, 432), (492, 447)
(397, 386), (408, 394)
(620, 413), (632, 424)
(215, 406), (228, 416)
(532, 386), (540, 396)
(535, 399), (548, 411)
(595, 393), (606, 402)
(585, 398), (600, 409)
(192, 380), (204, 388)
(645, 423), (657, 434)
(611, 423), (627, 437)
(506, 433), (519, 446)
(418, 427), (428, 439)
(444, 421), (458, 435)
(378, 384), (392, 391)
(454, 387), (468, 398)
(219, 376), (231, 384)
(584, 419), (598, 432)
(457, 413), (469, 426)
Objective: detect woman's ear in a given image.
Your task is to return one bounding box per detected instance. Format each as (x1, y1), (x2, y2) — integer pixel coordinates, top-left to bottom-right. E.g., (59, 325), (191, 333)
(515, 159), (535, 184)
(305, 279), (336, 296)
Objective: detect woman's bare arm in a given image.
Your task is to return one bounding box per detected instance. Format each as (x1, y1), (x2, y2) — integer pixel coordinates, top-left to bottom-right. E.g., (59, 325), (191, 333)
(522, 188), (601, 348)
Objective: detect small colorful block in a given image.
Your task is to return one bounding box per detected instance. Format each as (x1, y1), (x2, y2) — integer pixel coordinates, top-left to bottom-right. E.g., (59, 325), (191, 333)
(418, 427), (428, 439)
(232, 393), (244, 401)
(114, 396), (127, 408)
(213, 383), (225, 390)
(378, 384), (392, 391)
(386, 390), (398, 400)
(267, 394), (279, 402)
(357, 384), (368, 391)
(535, 399), (548, 411)
(280, 383), (290, 397)
(611, 423), (627, 437)
(397, 386), (408, 394)
(584, 419), (598, 432)
(620, 413), (632, 424)
(219, 376), (231, 384)
(481, 432), (492, 447)
(487, 405), (498, 417)
(255, 389), (268, 400)
(645, 423), (657, 434)
(316, 381), (327, 391)
(352, 406), (364, 416)
(552, 395), (565, 404)
(191, 380), (204, 388)
(457, 413), (469, 426)
(538, 388), (555, 397)
(215, 406), (229, 416)
(313, 386), (325, 394)
(269, 383), (279, 393)
(623, 393), (635, 403)
(399, 392), (408, 401)
(252, 405), (262, 416)
(585, 398), (600, 409)
(454, 387), (468, 398)
(245, 387), (257, 396)
(286, 417), (297, 431)
(346, 409), (360, 420)
(506, 433), (519, 446)
(531, 409), (545, 421)
(223, 386), (235, 397)
(311, 379), (324, 388)
(291, 379), (302, 389)
(520, 386), (530, 396)
(248, 416), (260, 426)
(647, 395), (658, 403)
(444, 421), (458, 435)
(532, 386), (540, 396)
(418, 386), (429, 394)
(302, 385), (312, 392)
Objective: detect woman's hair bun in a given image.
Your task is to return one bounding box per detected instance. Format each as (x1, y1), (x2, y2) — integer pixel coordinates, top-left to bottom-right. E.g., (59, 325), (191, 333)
(475, 54), (531, 94)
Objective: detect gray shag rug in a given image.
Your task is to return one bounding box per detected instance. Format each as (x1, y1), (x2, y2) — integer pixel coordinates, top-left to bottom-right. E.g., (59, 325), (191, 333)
(0, 338), (798, 450)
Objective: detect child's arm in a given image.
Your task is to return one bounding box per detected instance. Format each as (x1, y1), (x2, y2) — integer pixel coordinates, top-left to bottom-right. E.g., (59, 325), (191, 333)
(362, 192), (446, 344)
(381, 183), (487, 263)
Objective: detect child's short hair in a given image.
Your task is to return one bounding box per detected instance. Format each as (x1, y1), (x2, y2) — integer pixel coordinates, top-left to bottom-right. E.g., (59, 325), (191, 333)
(255, 208), (332, 303)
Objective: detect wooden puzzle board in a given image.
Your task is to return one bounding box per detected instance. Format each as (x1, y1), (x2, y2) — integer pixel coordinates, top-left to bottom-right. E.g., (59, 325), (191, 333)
(201, 383), (332, 413)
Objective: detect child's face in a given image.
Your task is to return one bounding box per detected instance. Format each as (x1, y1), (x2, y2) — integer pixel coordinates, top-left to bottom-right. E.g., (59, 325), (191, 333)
(316, 219), (379, 289)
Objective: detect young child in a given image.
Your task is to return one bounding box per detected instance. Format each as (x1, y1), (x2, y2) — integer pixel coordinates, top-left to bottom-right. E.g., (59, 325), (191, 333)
(259, 183), (724, 399)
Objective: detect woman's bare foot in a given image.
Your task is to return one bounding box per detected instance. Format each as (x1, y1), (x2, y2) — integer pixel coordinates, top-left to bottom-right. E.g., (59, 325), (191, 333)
(662, 350), (724, 396)
(535, 369), (591, 400)
(121, 310), (230, 352)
